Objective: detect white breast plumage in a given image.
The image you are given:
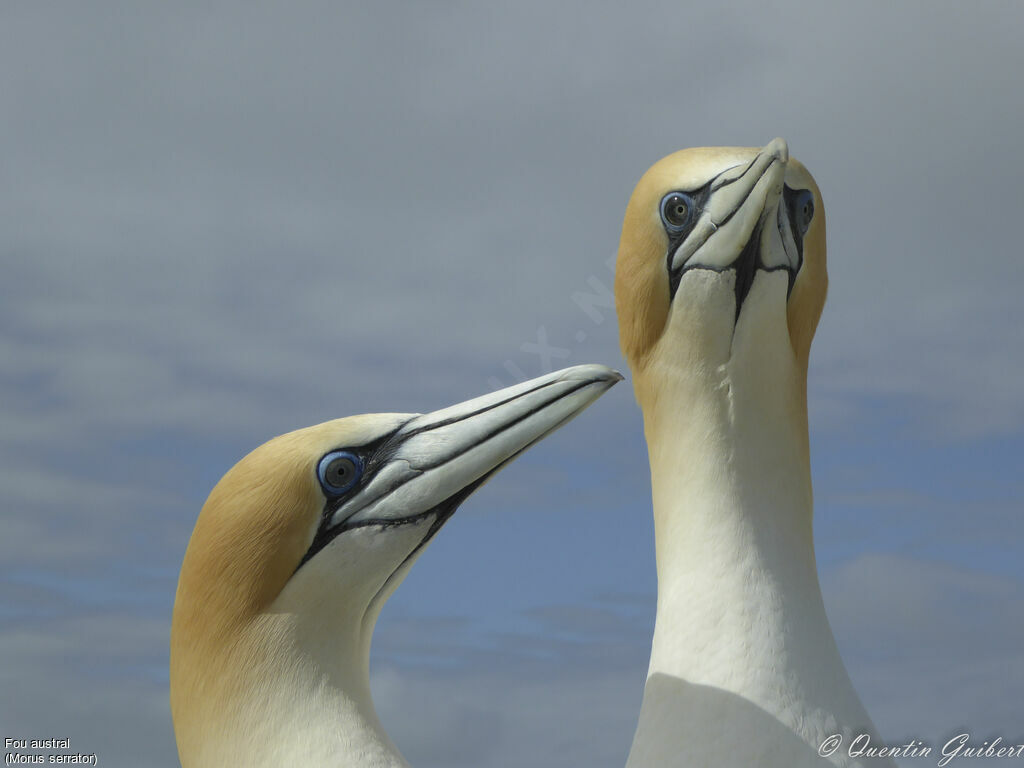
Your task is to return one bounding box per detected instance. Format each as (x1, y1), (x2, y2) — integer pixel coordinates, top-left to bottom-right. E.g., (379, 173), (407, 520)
(614, 139), (892, 768)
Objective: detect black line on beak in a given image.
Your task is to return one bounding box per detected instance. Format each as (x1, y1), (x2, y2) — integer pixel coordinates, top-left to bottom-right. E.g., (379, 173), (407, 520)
(297, 376), (597, 572)
(733, 221), (762, 323)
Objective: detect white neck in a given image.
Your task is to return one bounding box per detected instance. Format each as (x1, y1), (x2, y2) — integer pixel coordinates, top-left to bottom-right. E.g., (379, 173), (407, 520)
(627, 278), (889, 767)
(181, 598), (408, 768)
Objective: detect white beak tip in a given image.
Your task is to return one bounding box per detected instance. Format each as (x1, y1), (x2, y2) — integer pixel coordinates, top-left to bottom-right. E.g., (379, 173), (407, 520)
(766, 137), (789, 163)
(557, 364), (625, 386)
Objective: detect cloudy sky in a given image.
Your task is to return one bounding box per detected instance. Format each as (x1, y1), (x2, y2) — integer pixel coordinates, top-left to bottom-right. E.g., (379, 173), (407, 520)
(2, 2), (1022, 766)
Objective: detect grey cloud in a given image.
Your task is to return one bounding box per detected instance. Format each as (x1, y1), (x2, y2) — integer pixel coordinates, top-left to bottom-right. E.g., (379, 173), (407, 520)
(4, 2), (1022, 446)
(823, 554), (1024, 758)
(1, 1), (1022, 766)
(0, 613), (174, 768)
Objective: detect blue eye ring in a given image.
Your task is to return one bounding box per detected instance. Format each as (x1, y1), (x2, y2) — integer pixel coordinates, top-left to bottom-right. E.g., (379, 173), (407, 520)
(317, 450), (363, 496)
(660, 191), (695, 231)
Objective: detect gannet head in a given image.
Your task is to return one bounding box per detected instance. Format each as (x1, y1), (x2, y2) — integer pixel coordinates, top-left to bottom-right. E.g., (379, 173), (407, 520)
(615, 138), (826, 391)
(170, 364), (620, 766)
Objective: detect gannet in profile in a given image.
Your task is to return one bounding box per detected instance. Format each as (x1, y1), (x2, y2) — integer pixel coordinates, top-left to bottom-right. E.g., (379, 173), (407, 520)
(170, 364), (620, 768)
(615, 139), (893, 767)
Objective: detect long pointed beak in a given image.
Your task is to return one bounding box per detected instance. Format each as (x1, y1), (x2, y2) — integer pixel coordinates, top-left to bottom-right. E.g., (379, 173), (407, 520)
(328, 364), (622, 531)
(670, 137), (789, 274)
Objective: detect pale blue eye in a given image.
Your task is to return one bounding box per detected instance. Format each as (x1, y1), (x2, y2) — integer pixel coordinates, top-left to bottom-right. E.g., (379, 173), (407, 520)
(660, 191), (695, 231)
(318, 450), (363, 495)
(794, 189), (814, 234)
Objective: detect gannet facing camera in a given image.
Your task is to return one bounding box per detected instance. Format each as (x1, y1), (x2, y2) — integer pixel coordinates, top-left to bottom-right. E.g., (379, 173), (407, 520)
(616, 139), (892, 767)
(170, 364), (620, 768)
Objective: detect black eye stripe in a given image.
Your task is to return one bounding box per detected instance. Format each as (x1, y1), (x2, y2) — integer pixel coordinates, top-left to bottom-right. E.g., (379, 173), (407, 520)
(661, 180), (813, 303)
(312, 420), (412, 505)
(660, 182), (713, 298)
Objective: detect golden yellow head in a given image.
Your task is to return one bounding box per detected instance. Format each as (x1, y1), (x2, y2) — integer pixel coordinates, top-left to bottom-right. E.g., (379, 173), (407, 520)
(169, 365), (621, 764)
(615, 138), (827, 379)
(170, 415), (405, 660)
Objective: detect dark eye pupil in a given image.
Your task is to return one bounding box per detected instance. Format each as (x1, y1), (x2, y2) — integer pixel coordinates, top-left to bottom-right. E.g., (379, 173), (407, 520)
(326, 458), (354, 485)
(664, 195), (689, 227)
(317, 451), (363, 495)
